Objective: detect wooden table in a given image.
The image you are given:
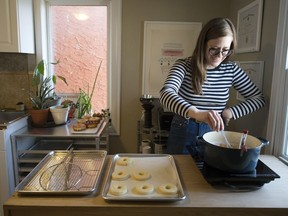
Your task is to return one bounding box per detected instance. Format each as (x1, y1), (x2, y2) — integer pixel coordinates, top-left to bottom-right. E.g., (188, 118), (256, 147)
(4, 155), (288, 216)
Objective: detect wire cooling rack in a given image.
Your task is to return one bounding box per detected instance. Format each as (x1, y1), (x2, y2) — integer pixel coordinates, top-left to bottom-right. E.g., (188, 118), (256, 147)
(16, 150), (107, 195)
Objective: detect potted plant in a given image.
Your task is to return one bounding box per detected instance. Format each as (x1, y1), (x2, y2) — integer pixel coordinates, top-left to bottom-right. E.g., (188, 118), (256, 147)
(76, 61), (102, 118)
(29, 60), (68, 126)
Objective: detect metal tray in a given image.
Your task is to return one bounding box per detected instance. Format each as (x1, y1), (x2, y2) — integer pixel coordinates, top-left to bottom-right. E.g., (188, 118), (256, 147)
(16, 150), (107, 195)
(102, 154), (186, 201)
(71, 118), (104, 134)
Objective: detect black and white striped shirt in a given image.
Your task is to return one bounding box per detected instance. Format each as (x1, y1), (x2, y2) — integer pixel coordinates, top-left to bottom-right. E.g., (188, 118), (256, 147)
(159, 57), (265, 119)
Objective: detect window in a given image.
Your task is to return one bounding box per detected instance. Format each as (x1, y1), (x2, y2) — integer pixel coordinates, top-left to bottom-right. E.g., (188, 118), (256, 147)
(34, 0), (121, 134)
(49, 5), (107, 113)
(266, 0), (288, 164)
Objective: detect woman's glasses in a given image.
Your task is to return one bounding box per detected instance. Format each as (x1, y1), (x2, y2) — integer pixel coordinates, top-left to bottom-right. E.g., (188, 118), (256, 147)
(208, 48), (233, 57)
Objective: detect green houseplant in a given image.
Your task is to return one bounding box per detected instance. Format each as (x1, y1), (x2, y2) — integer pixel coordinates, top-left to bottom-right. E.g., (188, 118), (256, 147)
(29, 60), (67, 126)
(76, 60), (102, 118)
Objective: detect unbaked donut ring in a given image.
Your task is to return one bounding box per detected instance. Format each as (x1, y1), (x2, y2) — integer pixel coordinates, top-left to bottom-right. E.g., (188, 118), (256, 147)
(109, 183), (128, 196)
(112, 170), (130, 181)
(135, 183), (154, 195)
(158, 183), (178, 195)
(116, 157), (132, 166)
(132, 171), (151, 181)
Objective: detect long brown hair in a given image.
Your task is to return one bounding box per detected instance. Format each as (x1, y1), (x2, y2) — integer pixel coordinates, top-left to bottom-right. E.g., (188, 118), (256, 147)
(190, 18), (237, 94)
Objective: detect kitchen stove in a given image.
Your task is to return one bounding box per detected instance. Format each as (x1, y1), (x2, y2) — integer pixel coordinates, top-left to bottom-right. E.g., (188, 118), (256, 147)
(187, 142), (280, 190)
(194, 159), (280, 190)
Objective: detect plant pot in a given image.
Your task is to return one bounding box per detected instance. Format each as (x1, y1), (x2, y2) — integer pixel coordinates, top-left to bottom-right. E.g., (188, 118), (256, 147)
(50, 105), (70, 125)
(29, 109), (49, 126)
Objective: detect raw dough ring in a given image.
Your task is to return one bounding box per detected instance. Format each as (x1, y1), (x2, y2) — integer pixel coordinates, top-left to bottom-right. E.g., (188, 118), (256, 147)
(116, 157), (132, 166)
(110, 183), (128, 196)
(132, 171), (151, 181)
(158, 183), (178, 195)
(135, 183), (154, 195)
(112, 170), (130, 181)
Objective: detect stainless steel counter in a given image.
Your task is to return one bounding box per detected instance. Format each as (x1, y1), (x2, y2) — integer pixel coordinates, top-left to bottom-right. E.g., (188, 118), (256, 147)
(12, 118), (108, 138)
(10, 118), (109, 186)
(0, 110), (27, 128)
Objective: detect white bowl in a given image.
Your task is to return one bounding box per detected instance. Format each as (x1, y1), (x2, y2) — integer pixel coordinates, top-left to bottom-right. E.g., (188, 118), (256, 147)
(50, 106), (70, 124)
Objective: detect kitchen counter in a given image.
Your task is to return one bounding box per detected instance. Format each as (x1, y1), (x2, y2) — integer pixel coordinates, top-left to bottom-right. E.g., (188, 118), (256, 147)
(0, 111), (27, 128)
(10, 118), (110, 185)
(3, 155), (288, 216)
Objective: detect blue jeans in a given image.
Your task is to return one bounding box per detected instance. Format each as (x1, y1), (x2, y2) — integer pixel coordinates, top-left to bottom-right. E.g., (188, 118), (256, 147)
(166, 115), (212, 157)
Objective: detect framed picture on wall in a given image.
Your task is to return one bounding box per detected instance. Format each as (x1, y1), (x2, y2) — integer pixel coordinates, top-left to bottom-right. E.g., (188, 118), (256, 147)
(236, 0), (263, 53)
(236, 61), (264, 101)
(142, 21), (202, 98)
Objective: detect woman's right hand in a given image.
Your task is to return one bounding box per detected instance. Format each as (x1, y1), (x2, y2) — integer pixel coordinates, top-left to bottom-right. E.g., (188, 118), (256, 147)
(188, 108), (224, 131)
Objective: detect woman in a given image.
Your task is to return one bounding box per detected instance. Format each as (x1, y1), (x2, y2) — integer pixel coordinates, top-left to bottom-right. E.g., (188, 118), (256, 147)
(159, 18), (265, 157)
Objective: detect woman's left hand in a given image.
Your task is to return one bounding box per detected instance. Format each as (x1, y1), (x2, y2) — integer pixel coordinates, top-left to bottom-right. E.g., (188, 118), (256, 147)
(222, 108), (233, 126)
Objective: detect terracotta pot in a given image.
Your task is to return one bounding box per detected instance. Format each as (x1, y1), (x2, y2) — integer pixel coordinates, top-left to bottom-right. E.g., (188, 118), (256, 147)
(29, 109), (49, 126)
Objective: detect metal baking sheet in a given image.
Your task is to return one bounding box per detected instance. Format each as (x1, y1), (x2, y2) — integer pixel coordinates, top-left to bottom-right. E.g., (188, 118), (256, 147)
(102, 154), (186, 201)
(16, 150), (107, 195)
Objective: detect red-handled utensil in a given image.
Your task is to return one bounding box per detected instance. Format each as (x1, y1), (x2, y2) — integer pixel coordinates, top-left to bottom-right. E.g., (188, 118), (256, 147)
(239, 130), (248, 156)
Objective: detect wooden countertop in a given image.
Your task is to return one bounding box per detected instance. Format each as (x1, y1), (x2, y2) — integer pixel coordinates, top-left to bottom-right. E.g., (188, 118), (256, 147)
(4, 155), (288, 216)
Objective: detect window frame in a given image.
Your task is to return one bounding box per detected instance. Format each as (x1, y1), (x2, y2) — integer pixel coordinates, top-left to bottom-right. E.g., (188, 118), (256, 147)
(266, 0), (288, 164)
(33, 0), (121, 135)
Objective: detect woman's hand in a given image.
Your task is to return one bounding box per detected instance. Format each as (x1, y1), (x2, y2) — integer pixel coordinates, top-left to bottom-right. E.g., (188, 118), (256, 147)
(221, 108), (233, 126)
(188, 108), (224, 131)
(202, 110), (224, 131)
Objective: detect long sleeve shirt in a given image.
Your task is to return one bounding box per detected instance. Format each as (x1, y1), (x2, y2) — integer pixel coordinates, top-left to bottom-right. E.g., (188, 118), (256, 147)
(159, 57), (265, 120)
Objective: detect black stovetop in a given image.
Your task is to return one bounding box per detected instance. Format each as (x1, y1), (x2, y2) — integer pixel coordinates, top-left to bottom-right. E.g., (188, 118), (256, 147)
(194, 159), (280, 190)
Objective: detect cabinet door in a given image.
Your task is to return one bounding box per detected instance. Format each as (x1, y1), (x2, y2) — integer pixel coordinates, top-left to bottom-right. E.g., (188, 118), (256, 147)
(0, 151), (9, 216)
(0, 0), (35, 53)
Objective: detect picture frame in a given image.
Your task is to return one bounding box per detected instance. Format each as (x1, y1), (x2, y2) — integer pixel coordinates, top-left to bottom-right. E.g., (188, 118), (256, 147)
(236, 61), (264, 101)
(142, 21), (202, 98)
(236, 0), (263, 53)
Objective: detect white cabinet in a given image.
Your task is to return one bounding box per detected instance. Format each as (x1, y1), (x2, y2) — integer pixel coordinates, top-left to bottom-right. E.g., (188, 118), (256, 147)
(0, 0), (35, 53)
(0, 116), (28, 216)
(0, 148), (9, 216)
